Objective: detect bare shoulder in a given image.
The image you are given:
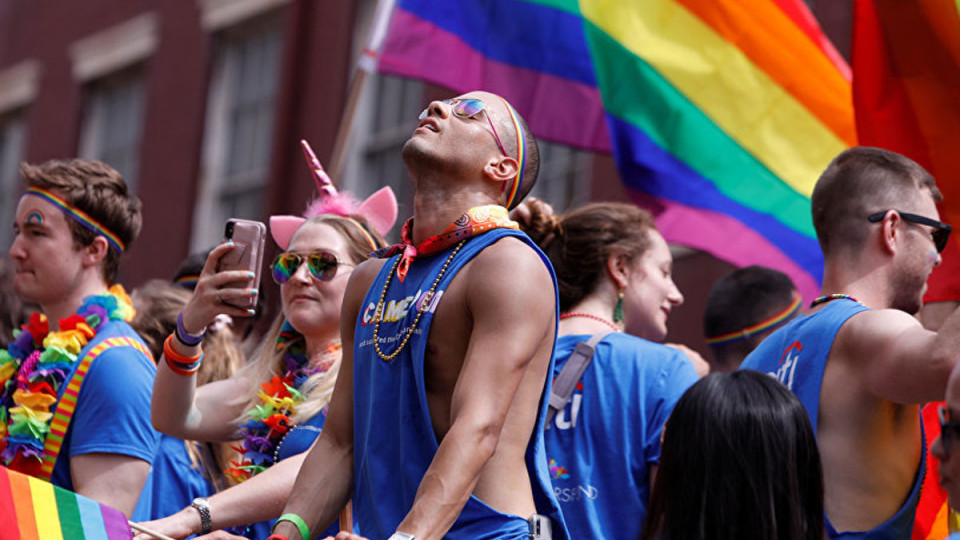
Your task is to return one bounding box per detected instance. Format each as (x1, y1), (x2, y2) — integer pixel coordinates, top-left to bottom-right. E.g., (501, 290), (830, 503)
(465, 236), (552, 293)
(345, 257), (389, 301)
(837, 307), (931, 359)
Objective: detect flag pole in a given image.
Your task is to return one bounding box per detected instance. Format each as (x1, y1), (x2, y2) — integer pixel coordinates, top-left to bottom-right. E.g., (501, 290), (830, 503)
(327, 0), (398, 183)
(129, 521), (177, 540)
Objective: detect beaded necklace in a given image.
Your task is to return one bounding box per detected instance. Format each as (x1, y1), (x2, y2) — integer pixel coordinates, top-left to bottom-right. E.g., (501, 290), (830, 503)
(224, 321), (341, 483)
(809, 293), (860, 309)
(0, 285), (135, 475)
(373, 241), (465, 361)
(559, 312), (620, 333)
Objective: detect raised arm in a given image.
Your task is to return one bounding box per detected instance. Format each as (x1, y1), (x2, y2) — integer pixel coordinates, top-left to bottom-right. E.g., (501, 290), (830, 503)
(846, 305), (960, 403)
(272, 259), (383, 540)
(394, 239), (556, 540)
(151, 242), (259, 441)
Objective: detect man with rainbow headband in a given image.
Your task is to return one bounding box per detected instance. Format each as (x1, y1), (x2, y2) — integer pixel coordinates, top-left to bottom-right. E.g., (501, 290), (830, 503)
(742, 147), (960, 539)
(272, 91), (568, 540)
(2, 159), (158, 518)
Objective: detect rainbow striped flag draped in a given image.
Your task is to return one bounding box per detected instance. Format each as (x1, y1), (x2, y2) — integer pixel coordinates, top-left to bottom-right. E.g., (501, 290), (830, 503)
(0, 466), (132, 540)
(853, 0), (960, 305)
(378, 0), (856, 300)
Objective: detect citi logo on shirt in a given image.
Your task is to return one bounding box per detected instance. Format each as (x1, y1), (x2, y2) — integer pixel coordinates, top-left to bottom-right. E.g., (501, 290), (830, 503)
(361, 288), (445, 326)
(548, 382), (583, 431)
(770, 341), (802, 390)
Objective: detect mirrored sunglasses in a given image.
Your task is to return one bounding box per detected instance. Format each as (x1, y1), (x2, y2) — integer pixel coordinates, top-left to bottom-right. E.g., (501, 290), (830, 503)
(271, 251), (353, 285)
(418, 98), (508, 156)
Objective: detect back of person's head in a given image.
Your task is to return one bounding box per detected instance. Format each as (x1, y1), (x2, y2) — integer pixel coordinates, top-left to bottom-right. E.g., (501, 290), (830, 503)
(131, 279), (243, 387)
(522, 199), (657, 312)
(172, 249), (211, 290)
(704, 266), (800, 371)
(0, 259), (38, 349)
(20, 159), (142, 284)
(643, 370), (824, 540)
(812, 146), (940, 257)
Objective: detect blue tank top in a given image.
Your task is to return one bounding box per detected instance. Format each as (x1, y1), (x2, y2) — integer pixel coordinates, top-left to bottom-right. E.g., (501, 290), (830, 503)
(741, 299), (924, 540)
(353, 228), (568, 540)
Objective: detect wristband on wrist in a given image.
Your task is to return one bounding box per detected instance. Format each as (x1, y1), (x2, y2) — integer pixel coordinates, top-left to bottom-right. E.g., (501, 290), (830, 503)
(274, 513), (310, 540)
(164, 334), (203, 376)
(176, 311), (205, 346)
(265, 536), (290, 540)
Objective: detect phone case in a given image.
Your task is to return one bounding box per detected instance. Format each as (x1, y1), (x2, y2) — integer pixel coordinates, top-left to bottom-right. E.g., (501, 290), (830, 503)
(218, 219), (266, 310)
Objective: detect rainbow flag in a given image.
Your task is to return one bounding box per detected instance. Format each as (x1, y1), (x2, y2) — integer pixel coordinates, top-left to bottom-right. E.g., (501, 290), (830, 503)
(378, 0), (856, 300)
(0, 465), (132, 540)
(852, 0), (960, 304)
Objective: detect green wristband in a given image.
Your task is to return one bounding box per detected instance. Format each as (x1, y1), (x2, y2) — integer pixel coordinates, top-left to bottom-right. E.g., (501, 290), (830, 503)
(274, 513), (310, 540)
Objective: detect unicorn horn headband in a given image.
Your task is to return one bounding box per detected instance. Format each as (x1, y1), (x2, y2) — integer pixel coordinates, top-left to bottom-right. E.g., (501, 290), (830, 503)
(269, 140), (398, 251)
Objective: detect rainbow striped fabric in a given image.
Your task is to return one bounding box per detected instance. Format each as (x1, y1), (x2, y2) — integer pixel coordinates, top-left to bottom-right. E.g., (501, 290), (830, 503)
(0, 465), (132, 539)
(379, 0), (857, 299)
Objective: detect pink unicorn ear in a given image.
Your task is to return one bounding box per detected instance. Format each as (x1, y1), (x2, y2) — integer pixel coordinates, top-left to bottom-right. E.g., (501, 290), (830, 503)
(356, 187), (398, 237)
(269, 215), (306, 251)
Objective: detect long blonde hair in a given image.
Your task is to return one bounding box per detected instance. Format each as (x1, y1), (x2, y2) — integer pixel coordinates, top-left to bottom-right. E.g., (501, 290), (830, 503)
(232, 214), (386, 426)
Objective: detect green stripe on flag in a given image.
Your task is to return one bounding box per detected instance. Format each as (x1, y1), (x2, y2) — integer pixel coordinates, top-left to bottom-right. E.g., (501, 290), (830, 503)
(54, 486), (84, 540)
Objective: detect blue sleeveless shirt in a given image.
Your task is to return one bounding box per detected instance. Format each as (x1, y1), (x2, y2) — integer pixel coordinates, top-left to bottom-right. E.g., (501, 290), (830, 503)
(741, 299), (924, 540)
(352, 228), (569, 540)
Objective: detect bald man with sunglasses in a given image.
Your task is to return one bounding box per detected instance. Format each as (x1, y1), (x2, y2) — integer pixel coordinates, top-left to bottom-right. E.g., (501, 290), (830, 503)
(742, 147), (960, 539)
(272, 91), (568, 540)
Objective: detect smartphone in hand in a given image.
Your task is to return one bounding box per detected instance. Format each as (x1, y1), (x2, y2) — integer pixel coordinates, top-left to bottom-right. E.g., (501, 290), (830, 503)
(218, 219), (266, 310)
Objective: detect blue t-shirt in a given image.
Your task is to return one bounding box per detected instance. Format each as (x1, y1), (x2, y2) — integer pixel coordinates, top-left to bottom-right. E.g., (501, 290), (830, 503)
(51, 320), (159, 521)
(145, 434), (216, 521)
(544, 333), (697, 540)
(245, 411), (333, 539)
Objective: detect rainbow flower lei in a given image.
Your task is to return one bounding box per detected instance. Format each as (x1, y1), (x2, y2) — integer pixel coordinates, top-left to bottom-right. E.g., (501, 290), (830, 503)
(0, 285), (135, 476)
(225, 320), (340, 482)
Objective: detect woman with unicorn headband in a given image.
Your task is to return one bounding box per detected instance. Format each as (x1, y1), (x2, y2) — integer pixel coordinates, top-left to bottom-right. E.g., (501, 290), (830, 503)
(137, 141), (397, 539)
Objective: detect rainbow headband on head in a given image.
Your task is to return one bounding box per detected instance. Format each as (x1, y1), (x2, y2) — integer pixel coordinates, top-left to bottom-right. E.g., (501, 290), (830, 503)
(498, 97), (526, 210)
(25, 187), (126, 253)
(705, 294), (803, 346)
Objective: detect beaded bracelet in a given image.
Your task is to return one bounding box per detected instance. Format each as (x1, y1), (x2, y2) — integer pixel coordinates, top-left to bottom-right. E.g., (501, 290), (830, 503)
(163, 334), (202, 376)
(175, 311), (205, 346)
(273, 513), (310, 540)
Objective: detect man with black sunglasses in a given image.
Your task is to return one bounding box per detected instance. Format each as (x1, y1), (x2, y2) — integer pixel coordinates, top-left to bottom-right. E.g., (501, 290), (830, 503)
(273, 91), (567, 540)
(742, 146), (960, 540)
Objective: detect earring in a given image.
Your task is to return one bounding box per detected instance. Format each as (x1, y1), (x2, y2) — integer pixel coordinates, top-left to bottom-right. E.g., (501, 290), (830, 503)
(613, 287), (624, 323)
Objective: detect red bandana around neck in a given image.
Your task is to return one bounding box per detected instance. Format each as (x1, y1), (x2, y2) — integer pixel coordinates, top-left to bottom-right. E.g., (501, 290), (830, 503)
(380, 205), (519, 282)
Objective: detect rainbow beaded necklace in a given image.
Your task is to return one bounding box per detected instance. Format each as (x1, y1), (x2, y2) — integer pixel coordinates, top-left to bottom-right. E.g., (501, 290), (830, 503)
(0, 285), (135, 477)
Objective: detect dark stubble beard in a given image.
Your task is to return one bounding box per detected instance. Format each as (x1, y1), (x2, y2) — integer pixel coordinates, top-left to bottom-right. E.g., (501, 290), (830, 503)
(889, 262), (927, 315)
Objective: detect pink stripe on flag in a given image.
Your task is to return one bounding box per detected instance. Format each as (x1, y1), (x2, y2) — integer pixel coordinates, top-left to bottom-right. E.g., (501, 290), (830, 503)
(631, 191), (821, 303)
(379, 8), (610, 152)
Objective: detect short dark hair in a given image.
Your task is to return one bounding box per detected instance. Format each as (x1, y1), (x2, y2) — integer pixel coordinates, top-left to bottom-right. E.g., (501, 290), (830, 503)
(501, 110), (539, 209)
(704, 266), (798, 370)
(522, 201), (657, 311)
(812, 147), (940, 256)
(20, 159), (142, 284)
(642, 370), (824, 540)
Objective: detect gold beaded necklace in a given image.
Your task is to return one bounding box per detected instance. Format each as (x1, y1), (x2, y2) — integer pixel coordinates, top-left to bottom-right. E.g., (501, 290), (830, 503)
(373, 240), (466, 361)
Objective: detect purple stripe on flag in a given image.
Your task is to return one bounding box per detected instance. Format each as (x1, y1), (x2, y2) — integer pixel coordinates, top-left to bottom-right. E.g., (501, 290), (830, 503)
(380, 7), (610, 151)
(632, 191), (821, 302)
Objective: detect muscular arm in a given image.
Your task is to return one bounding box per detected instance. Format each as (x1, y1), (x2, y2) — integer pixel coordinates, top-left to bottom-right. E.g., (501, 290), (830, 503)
(847, 306), (960, 403)
(273, 260), (382, 540)
(394, 240), (556, 540)
(73, 453), (151, 518)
